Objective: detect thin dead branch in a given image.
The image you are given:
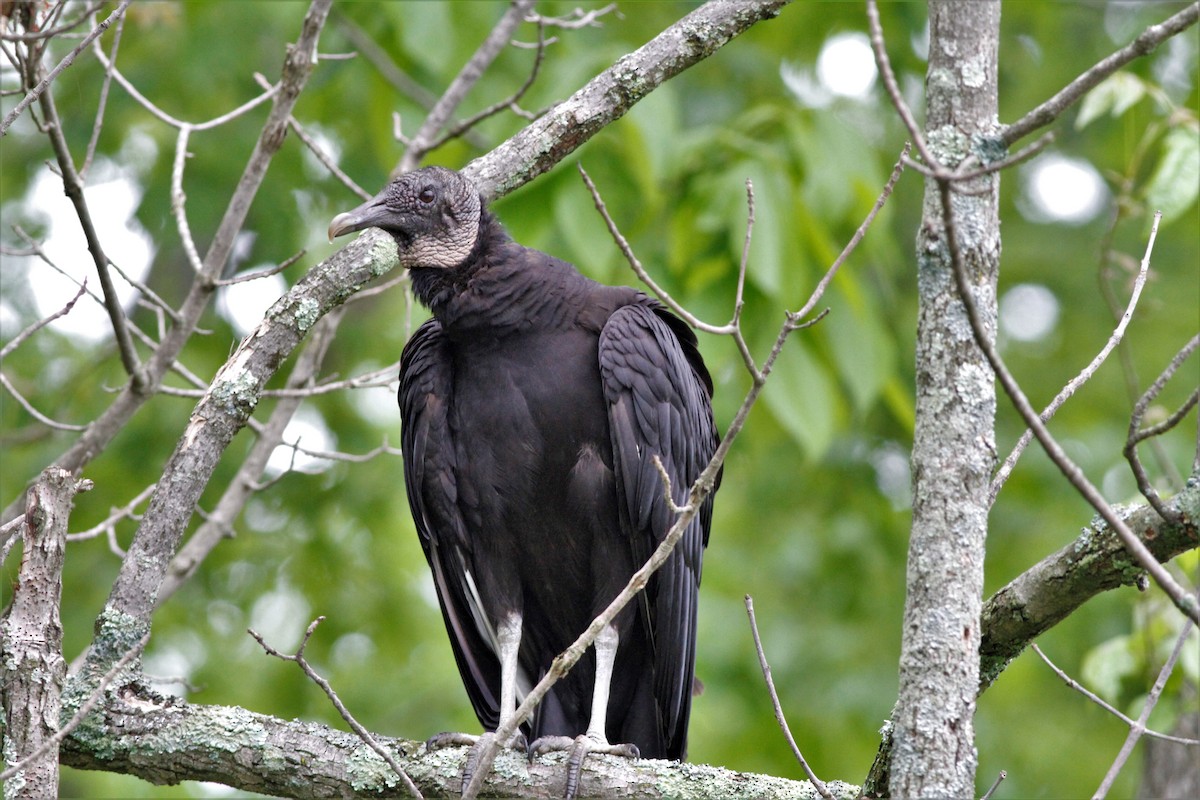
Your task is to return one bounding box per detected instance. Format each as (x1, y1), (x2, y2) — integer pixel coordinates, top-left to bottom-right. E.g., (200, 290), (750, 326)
(745, 595), (833, 800)
(0, 0), (131, 137)
(990, 211), (1159, 503)
(249, 617), (423, 800)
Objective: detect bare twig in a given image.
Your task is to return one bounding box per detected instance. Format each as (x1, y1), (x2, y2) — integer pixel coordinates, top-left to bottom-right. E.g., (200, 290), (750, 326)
(526, 4), (617, 31)
(81, 3), (124, 178)
(990, 211), (1159, 503)
(333, 11), (441, 111)
(170, 125), (204, 274)
(108, 260), (182, 324)
(66, 482), (157, 559)
(1092, 617), (1197, 800)
(1002, 2), (1200, 146)
(34, 50), (145, 389)
(267, 438), (403, 467)
(1032, 644), (1200, 748)
(214, 250), (306, 286)
(397, 0), (535, 174)
(0, 371), (88, 432)
(423, 19), (548, 153)
(251, 71), (370, 199)
(745, 595), (833, 800)
(89, 41), (279, 131)
(980, 771), (1007, 800)
(866, 1), (934, 167)
(0, 0), (106, 42)
(0, 0), (131, 137)
(249, 617), (423, 799)
(651, 454), (692, 515)
(578, 165), (739, 338)
(0, 279), (87, 361)
(789, 144), (909, 325)
(261, 359), (401, 397)
(1125, 333), (1200, 525)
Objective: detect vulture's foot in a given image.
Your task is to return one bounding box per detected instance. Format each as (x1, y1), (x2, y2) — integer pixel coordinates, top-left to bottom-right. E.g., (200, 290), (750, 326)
(425, 730), (528, 794)
(529, 734), (640, 799)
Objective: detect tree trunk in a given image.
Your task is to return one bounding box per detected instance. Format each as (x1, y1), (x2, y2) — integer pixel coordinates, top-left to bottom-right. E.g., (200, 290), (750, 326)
(890, 1), (1001, 797)
(1, 468), (79, 799)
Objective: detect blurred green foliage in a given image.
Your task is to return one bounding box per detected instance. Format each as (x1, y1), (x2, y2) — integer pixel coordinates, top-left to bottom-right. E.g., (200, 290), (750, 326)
(1, 2), (1197, 798)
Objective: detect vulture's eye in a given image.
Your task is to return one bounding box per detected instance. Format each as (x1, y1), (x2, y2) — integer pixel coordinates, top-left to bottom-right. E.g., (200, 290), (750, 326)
(418, 187), (436, 205)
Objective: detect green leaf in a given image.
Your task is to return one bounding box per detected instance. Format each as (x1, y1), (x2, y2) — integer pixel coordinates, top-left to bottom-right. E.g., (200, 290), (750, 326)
(1075, 72), (1146, 130)
(762, 338), (838, 459)
(1080, 635), (1137, 703)
(1143, 126), (1200, 225)
(824, 281), (895, 414)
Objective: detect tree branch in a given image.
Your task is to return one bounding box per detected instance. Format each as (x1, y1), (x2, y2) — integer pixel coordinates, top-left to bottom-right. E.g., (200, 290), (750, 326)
(978, 478), (1199, 692)
(396, 0), (535, 174)
(746, 595), (833, 800)
(0, 0), (332, 541)
(88, 227), (397, 670)
(250, 617), (422, 799)
(462, 0), (791, 200)
(1001, 2), (1200, 146)
(0, 468), (83, 798)
(0, 0), (130, 137)
(58, 681), (854, 800)
(990, 212), (1157, 504)
(865, 479), (1198, 797)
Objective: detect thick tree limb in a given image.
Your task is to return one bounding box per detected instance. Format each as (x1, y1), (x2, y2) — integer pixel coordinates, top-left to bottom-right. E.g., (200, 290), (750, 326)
(57, 682), (853, 800)
(463, 0), (791, 200)
(88, 229), (399, 670)
(979, 476), (1200, 692)
(64, 480), (1196, 799)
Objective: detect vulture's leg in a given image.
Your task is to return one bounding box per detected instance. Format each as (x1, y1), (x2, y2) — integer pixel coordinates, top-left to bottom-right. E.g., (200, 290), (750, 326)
(495, 613), (524, 740)
(530, 624), (639, 799)
(427, 613), (528, 792)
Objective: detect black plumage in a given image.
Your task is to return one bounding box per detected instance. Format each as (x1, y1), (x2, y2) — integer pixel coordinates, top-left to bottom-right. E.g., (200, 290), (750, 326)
(329, 167), (719, 766)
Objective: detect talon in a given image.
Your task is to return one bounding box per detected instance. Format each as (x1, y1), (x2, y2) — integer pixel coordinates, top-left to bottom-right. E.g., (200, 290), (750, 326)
(529, 734), (576, 760)
(529, 733), (641, 799)
(429, 730), (528, 793)
(460, 732), (496, 793)
(424, 730), (478, 752)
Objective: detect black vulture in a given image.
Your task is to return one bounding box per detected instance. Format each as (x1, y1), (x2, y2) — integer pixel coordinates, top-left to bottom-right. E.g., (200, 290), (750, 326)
(329, 167), (719, 790)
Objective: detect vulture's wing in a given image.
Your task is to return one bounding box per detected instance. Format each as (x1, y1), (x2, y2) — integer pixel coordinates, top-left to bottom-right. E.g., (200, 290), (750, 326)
(598, 302), (719, 758)
(399, 318), (502, 731)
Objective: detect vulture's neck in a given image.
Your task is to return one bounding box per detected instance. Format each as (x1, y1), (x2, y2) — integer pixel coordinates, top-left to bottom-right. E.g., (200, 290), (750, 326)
(408, 209), (510, 317)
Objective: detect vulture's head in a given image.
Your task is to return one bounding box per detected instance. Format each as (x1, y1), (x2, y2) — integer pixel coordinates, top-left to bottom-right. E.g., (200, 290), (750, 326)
(328, 167), (482, 269)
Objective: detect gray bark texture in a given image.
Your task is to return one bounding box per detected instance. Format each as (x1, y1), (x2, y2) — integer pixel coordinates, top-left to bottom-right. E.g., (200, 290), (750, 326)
(891, 1), (1002, 798)
(980, 477), (1200, 692)
(1, 468), (78, 799)
(55, 681), (854, 800)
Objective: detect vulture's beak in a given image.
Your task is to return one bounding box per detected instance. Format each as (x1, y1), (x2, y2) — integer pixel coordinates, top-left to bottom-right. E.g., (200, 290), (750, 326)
(328, 193), (393, 241)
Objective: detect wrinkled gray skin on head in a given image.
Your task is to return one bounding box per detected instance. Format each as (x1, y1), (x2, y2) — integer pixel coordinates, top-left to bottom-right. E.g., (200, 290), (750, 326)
(328, 166), (482, 269)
